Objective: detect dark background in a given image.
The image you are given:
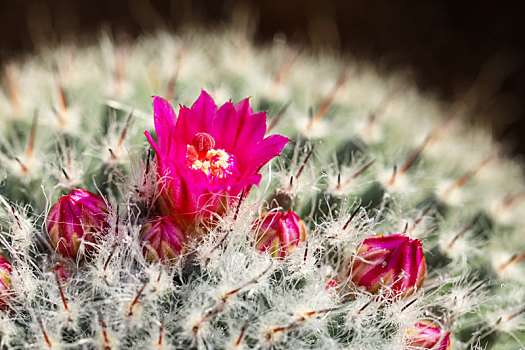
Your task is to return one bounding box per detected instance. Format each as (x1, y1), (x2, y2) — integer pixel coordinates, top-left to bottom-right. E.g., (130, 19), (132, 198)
(1, 0), (524, 155)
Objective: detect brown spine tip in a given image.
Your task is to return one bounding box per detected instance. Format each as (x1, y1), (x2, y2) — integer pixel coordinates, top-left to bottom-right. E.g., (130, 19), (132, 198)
(342, 204), (362, 230)
(166, 50), (185, 102)
(307, 70), (347, 131)
(26, 112), (38, 160)
(267, 101), (291, 134)
(37, 317), (52, 348)
(447, 215), (480, 249)
(388, 165), (398, 186)
(295, 145), (315, 180)
(128, 280), (148, 317)
(499, 251), (525, 271)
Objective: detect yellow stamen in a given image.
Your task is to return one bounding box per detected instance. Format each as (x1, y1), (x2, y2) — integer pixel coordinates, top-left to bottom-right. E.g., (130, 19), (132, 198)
(186, 145), (234, 179)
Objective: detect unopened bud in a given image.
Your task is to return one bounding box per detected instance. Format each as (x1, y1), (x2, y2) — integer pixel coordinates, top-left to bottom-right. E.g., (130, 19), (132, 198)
(254, 210), (307, 258)
(46, 189), (109, 259)
(349, 233), (426, 297)
(140, 216), (185, 262)
(405, 321), (451, 350)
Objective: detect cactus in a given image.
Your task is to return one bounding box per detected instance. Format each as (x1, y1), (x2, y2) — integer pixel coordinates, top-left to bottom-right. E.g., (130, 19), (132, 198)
(0, 23), (524, 350)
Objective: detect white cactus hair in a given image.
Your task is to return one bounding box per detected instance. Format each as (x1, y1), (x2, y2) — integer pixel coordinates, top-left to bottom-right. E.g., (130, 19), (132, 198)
(1, 13), (525, 350)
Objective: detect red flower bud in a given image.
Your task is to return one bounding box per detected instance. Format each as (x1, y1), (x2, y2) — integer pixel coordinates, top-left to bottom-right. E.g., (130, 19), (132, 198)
(140, 216), (185, 262)
(405, 321), (451, 350)
(254, 210), (307, 258)
(349, 233), (426, 297)
(0, 254), (13, 309)
(46, 189), (109, 259)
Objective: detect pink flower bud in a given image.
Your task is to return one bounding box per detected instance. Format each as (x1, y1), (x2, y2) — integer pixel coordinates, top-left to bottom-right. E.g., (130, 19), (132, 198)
(0, 254), (13, 309)
(140, 216), (185, 262)
(254, 210), (307, 258)
(46, 189), (109, 259)
(405, 321), (451, 350)
(349, 233), (426, 297)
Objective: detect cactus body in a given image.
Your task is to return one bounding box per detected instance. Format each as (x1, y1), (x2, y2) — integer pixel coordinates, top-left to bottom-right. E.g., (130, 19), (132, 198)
(0, 26), (524, 350)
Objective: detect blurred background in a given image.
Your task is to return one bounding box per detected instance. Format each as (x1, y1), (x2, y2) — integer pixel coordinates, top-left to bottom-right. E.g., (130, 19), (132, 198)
(1, 0), (524, 155)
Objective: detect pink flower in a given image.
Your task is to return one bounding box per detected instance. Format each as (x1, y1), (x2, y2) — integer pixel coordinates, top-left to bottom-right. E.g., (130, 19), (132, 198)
(46, 189), (109, 259)
(254, 210), (307, 258)
(405, 321), (451, 350)
(349, 233), (427, 297)
(145, 91), (290, 228)
(0, 254), (13, 309)
(140, 216), (185, 263)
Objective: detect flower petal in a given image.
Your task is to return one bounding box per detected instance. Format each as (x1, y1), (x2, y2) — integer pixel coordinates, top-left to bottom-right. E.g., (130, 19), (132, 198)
(153, 96), (177, 152)
(211, 101), (238, 151)
(232, 111), (267, 154)
(175, 90), (216, 144)
(248, 134), (291, 171)
(212, 104), (271, 157)
(235, 97), (253, 116)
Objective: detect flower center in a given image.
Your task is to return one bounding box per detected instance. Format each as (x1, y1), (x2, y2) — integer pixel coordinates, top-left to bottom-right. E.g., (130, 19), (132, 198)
(186, 133), (237, 181)
(193, 132), (215, 154)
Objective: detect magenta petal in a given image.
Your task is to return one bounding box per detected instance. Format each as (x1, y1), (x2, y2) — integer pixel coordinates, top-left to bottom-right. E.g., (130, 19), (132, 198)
(0, 254), (12, 309)
(406, 322), (451, 350)
(232, 111), (267, 153)
(364, 234), (409, 250)
(175, 107), (199, 144)
(161, 168), (204, 224)
(248, 134), (291, 170)
(166, 136), (190, 161)
(192, 90), (218, 121)
(214, 106), (268, 158)
(235, 97), (253, 116)
(354, 250), (390, 287)
(145, 130), (167, 173)
(144, 131), (161, 155)
(212, 102), (268, 154)
(211, 102), (238, 151)
(243, 173), (262, 186)
(175, 90), (217, 143)
(153, 96), (177, 152)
